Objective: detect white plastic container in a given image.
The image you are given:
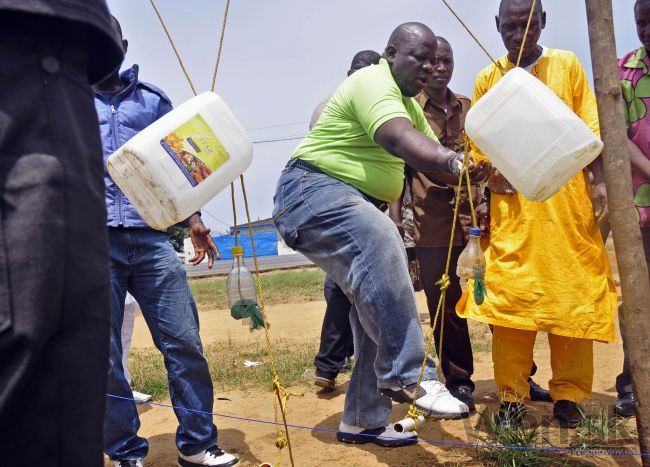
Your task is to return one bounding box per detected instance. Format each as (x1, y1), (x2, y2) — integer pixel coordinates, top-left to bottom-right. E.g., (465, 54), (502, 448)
(465, 67), (603, 201)
(107, 92), (253, 230)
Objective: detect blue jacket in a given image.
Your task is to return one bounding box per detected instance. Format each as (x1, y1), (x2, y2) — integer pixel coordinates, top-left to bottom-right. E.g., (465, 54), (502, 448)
(95, 64), (173, 228)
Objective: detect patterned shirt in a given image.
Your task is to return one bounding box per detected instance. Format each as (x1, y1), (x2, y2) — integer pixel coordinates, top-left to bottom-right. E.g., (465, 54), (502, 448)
(619, 47), (650, 227)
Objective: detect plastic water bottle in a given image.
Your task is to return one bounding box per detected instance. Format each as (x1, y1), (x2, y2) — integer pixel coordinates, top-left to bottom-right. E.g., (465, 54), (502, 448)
(456, 227), (486, 294)
(226, 246), (256, 327)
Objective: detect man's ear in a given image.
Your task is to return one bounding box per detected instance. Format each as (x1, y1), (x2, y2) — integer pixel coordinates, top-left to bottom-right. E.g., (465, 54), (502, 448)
(384, 45), (397, 63)
(122, 39), (129, 55)
(495, 15), (501, 33)
(541, 11), (547, 30)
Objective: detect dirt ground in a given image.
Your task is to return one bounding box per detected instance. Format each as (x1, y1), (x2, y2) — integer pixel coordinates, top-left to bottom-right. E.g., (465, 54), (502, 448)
(102, 284), (644, 467)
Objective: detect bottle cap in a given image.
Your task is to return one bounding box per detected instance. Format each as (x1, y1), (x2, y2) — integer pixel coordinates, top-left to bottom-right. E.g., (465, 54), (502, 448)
(469, 227), (481, 237)
(231, 246), (244, 257)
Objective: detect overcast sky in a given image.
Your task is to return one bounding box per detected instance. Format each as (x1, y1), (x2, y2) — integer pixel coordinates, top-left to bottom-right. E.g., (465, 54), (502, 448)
(106, 0), (640, 233)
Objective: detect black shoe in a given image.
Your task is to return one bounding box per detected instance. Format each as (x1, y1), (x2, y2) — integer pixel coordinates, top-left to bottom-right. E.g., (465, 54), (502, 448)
(494, 402), (526, 428)
(553, 400), (583, 428)
(337, 425), (417, 448)
(450, 386), (476, 412)
(614, 393), (636, 418)
(528, 378), (552, 403)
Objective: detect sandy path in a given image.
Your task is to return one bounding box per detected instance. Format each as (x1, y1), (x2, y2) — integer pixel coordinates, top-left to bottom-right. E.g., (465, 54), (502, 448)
(107, 292), (639, 467)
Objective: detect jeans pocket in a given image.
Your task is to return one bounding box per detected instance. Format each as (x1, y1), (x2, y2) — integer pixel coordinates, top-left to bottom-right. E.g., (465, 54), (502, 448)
(0, 206), (10, 334)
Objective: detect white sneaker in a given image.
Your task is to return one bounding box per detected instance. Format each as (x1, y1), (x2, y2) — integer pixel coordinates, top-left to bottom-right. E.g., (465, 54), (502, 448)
(132, 390), (152, 404)
(114, 460), (143, 467)
(178, 446), (239, 466)
(381, 379), (469, 419)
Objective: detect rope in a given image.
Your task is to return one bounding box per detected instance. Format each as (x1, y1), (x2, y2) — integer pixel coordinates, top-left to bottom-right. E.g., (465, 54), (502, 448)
(240, 175), (300, 466)
(515, 0), (538, 68)
(231, 182), (238, 246)
(406, 136), (478, 428)
(439, 0), (505, 74)
(211, 0), (232, 92)
(148, 2), (297, 464)
(148, 0), (198, 96)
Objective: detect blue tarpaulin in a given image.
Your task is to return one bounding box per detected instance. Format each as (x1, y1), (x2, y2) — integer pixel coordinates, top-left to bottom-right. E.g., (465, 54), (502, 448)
(212, 231), (278, 260)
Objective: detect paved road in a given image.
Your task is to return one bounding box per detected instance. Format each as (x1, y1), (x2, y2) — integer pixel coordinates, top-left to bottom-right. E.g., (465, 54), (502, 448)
(185, 253), (314, 278)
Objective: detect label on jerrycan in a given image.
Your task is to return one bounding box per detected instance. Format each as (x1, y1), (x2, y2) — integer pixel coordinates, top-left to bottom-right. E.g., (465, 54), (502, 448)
(160, 114), (230, 187)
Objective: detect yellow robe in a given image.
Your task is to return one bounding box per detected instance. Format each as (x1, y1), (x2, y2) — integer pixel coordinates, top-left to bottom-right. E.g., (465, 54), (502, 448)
(458, 49), (617, 342)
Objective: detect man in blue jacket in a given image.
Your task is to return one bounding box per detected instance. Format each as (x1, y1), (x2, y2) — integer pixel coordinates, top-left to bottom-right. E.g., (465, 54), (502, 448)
(95, 18), (238, 467)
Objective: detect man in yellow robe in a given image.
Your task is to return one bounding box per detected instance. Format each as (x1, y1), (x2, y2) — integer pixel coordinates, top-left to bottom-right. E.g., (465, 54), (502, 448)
(458, 0), (617, 428)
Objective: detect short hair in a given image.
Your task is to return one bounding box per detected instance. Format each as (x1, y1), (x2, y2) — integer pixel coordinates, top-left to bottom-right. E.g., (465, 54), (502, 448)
(349, 50), (381, 71)
(498, 0), (544, 18)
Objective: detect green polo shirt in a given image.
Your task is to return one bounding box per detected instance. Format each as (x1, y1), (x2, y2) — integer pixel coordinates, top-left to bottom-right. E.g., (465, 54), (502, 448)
(291, 58), (439, 202)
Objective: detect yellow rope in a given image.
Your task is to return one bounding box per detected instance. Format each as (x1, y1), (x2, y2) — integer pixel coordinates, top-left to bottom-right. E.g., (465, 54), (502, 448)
(515, 0), (538, 68)
(439, 0), (505, 74)
(240, 175), (300, 467)
(211, 0), (232, 92)
(406, 139), (477, 426)
(148, 2), (297, 464)
(149, 0), (198, 96)
(230, 182), (238, 246)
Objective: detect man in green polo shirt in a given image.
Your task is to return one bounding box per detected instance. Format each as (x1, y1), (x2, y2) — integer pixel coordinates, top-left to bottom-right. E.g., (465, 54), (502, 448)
(273, 22), (490, 447)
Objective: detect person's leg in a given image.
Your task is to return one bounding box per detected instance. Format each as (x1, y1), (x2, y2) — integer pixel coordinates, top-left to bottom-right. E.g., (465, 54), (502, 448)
(492, 326), (536, 403)
(0, 17), (111, 466)
(341, 303), (393, 429)
(129, 230), (218, 456)
(314, 275), (353, 385)
(548, 334), (593, 403)
(121, 293), (138, 386)
(548, 333), (593, 427)
(416, 246), (474, 394)
(103, 229), (149, 461)
(273, 166), (467, 419)
(273, 167), (435, 388)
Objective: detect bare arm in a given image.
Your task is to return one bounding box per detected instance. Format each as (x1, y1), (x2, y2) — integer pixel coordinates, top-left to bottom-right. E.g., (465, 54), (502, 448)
(374, 117), (491, 181)
(628, 138), (650, 180)
(374, 118), (458, 173)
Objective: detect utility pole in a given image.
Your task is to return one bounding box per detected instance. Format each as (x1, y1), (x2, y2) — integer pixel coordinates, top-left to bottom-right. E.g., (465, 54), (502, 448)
(585, 0), (650, 462)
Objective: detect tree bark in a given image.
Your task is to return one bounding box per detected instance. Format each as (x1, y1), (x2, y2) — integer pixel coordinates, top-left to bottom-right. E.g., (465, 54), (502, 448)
(585, 0), (650, 462)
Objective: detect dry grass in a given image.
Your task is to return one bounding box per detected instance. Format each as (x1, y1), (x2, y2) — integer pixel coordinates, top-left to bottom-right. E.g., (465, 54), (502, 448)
(189, 268), (326, 310)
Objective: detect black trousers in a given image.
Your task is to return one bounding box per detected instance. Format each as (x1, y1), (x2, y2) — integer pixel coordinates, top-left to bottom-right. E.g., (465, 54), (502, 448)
(616, 227), (650, 396)
(0, 16), (111, 467)
(416, 246), (475, 391)
(314, 275), (354, 379)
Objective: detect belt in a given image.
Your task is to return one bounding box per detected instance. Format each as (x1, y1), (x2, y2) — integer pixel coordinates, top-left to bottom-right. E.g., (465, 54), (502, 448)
(287, 158), (388, 211)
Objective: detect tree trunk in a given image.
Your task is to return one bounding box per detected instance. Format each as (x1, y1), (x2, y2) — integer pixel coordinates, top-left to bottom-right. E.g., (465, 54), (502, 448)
(585, 0), (650, 462)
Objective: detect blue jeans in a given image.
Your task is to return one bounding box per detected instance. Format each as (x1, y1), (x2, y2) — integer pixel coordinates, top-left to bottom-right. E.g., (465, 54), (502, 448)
(104, 228), (217, 460)
(272, 164), (436, 429)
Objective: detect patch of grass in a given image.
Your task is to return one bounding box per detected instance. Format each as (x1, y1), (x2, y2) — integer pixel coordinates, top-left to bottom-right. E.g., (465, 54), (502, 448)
(570, 404), (636, 451)
(128, 339), (320, 400)
(474, 408), (571, 466)
(189, 268), (326, 310)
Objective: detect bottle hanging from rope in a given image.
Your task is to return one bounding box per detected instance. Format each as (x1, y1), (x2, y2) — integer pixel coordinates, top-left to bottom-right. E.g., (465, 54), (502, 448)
(456, 227), (488, 305)
(227, 246), (268, 332)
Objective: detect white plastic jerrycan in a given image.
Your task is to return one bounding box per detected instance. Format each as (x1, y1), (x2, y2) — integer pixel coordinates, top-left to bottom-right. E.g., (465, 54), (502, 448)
(464, 67), (603, 201)
(107, 92), (252, 230)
